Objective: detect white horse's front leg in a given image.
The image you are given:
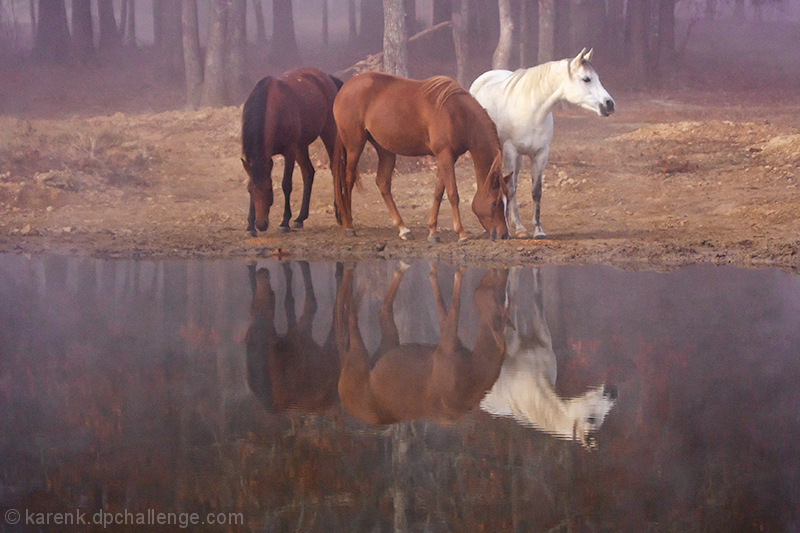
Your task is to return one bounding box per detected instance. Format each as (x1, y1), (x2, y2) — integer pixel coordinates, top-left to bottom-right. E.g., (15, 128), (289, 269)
(530, 146), (550, 239)
(503, 143), (528, 238)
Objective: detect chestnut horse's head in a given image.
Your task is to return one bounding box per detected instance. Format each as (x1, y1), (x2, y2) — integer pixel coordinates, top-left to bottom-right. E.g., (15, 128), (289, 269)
(472, 153), (511, 240)
(242, 157), (274, 232)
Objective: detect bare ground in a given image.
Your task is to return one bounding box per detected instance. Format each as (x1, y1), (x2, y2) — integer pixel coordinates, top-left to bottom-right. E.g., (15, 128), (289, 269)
(1, 45), (800, 271)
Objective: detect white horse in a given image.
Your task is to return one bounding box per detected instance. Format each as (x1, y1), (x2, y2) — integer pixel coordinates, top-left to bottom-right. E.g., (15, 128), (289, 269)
(480, 267), (617, 450)
(469, 48), (615, 239)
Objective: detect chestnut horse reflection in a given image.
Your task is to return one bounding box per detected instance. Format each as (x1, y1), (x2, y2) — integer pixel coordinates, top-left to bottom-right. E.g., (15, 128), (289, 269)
(332, 73), (510, 242)
(480, 267), (618, 449)
(241, 67), (342, 235)
(335, 264), (508, 425)
(246, 262), (340, 413)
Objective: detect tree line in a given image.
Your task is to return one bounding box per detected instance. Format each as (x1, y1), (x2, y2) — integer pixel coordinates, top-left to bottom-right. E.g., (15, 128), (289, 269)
(22, 0), (786, 108)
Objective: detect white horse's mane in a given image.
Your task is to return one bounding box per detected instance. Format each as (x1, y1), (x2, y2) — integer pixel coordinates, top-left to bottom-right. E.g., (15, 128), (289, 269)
(502, 58), (597, 106)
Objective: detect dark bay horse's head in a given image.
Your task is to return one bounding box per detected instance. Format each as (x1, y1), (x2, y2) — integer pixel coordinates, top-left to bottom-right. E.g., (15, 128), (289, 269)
(242, 157), (274, 232)
(472, 154), (511, 240)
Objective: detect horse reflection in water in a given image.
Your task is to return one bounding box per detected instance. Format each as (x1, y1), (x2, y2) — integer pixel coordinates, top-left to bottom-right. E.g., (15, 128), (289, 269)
(335, 264), (509, 425)
(480, 267), (618, 450)
(246, 261), (341, 413)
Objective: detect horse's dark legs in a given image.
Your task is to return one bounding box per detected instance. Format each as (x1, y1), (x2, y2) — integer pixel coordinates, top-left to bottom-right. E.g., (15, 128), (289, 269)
(293, 146), (315, 229)
(373, 144), (411, 240)
(296, 260), (317, 336)
(247, 201), (257, 237)
(279, 152), (296, 232)
(281, 262), (297, 329)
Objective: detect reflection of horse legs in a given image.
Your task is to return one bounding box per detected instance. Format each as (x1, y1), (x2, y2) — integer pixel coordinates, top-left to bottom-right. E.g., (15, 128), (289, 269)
(246, 264), (276, 410)
(278, 149), (297, 232)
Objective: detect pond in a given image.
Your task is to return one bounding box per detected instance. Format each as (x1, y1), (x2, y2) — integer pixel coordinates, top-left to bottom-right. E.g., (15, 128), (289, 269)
(1, 255), (799, 531)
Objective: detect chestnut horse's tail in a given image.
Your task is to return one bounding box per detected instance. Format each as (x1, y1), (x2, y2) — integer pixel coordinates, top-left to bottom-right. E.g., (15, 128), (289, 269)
(332, 132), (348, 226)
(241, 76), (271, 184)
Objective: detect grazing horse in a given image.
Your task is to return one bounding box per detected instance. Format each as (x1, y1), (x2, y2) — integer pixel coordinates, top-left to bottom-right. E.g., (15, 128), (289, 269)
(470, 48), (615, 239)
(335, 263), (509, 425)
(332, 72), (511, 242)
(241, 67), (343, 236)
(246, 261), (341, 414)
(480, 267), (618, 450)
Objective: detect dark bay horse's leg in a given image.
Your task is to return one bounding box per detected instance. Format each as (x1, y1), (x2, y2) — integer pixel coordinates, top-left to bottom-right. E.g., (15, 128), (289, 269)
(373, 143), (412, 240)
(279, 150), (297, 232)
(293, 146), (315, 229)
(296, 260), (317, 335)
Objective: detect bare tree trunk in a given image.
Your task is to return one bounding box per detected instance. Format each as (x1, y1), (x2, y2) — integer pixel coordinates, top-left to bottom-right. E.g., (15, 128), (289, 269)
(432, 0), (453, 57)
(226, 0), (247, 99)
(98, 0), (121, 49)
(538, 0), (555, 63)
(123, 0), (137, 48)
(360, 0), (384, 51)
(153, 0), (163, 48)
(452, 0), (469, 87)
(29, 0), (36, 42)
(271, 0), (300, 67)
(404, 0), (416, 35)
(348, 0), (357, 42)
(182, 0), (203, 109)
(322, 0), (329, 46)
(492, 0), (513, 69)
(71, 0), (94, 64)
(383, 0), (408, 77)
(253, 0), (266, 43)
(606, 0), (623, 64)
(202, 0), (229, 107)
(658, 0), (675, 69)
(33, 0), (69, 63)
(629, 0), (650, 88)
(159, 0), (184, 81)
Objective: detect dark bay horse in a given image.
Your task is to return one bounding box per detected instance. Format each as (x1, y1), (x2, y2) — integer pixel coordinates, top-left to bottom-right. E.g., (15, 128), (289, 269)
(246, 261), (341, 414)
(331, 73), (511, 242)
(241, 67), (342, 235)
(335, 264), (509, 425)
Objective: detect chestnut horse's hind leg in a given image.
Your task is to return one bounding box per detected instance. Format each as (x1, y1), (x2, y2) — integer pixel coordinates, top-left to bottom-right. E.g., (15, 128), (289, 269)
(428, 153), (468, 243)
(373, 143), (412, 240)
(279, 150), (297, 232)
(293, 146), (315, 229)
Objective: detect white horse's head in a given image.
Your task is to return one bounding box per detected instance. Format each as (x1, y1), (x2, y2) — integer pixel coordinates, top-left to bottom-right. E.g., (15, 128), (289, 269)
(565, 384), (618, 450)
(563, 48), (615, 117)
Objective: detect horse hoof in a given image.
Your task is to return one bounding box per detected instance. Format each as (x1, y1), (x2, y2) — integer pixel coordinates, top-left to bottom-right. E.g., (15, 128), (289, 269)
(400, 230), (414, 241)
(458, 236), (469, 243)
(345, 229), (357, 237)
(277, 226), (291, 233)
(428, 235), (441, 244)
(247, 229), (257, 237)
(515, 231), (531, 239)
(534, 232), (547, 240)
(292, 220), (303, 229)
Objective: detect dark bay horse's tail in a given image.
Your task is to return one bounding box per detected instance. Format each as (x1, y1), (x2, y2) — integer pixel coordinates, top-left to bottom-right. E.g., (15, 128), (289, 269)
(329, 75), (344, 91)
(332, 133), (348, 226)
(242, 76), (271, 184)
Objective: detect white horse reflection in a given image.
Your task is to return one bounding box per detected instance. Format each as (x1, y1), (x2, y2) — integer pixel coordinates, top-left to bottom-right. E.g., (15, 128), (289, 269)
(480, 267), (617, 450)
(470, 48), (615, 239)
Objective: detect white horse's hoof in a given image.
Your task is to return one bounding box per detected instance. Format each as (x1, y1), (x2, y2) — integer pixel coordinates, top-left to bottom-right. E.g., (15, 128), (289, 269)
(534, 232), (547, 240)
(515, 231), (531, 239)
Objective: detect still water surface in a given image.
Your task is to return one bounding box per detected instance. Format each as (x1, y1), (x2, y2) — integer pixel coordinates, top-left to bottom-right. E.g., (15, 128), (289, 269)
(1, 255), (799, 531)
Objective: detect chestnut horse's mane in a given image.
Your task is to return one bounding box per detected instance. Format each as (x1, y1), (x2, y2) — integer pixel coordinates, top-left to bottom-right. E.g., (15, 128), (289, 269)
(421, 76), (471, 112)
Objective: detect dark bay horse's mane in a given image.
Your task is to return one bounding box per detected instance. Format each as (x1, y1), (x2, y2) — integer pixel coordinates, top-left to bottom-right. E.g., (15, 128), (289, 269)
(242, 76), (271, 185)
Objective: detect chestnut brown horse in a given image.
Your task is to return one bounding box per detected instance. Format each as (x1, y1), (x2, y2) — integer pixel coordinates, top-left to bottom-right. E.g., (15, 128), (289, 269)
(335, 263), (509, 425)
(246, 261), (341, 414)
(332, 73), (511, 242)
(241, 67), (342, 235)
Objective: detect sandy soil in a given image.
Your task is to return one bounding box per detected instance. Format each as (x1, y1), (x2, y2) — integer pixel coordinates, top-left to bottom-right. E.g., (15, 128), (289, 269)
(1, 45), (800, 271)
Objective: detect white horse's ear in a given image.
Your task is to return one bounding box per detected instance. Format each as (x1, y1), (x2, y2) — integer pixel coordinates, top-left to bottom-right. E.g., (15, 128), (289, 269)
(584, 48), (594, 62)
(570, 48), (588, 73)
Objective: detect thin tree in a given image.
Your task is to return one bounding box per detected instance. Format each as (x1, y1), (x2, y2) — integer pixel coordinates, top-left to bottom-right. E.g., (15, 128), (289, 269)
(452, 0), (469, 87)
(658, 0), (675, 70)
(226, 0), (247, 99)
(492, 0), (513, 69)
(202, 0), (229, 106)
(383, 0), (408, 77)
(182, 0), (203, 109)
(121, 0), (136, 48)
(322, 0), (329, 47)
(348, 0), (357, 43)
(271, 0), (300, 67)
(628, 0), (650, 88)
(538, 0), (555, 63)
(71, 0), (94, 64)
(253, 0), (266, 43)
(98, 0), (121, 50)
(360, 0), (384, 52)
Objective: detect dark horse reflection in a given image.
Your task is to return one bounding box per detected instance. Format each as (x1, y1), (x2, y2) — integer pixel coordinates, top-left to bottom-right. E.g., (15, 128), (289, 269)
(245, 261), (341, 414)
(335, 263), (509, 425)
